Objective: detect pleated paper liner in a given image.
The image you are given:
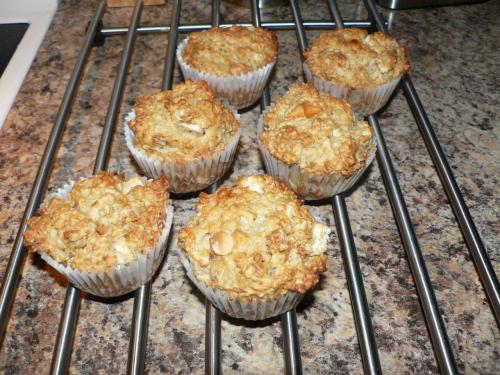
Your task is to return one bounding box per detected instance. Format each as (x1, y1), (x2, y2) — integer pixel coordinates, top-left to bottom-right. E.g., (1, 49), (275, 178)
(178, 250), (303, 320)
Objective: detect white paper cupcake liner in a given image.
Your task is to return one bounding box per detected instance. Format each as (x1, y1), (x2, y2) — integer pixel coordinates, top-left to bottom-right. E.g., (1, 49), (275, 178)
(124, 111), (241, 193)
(38, 180), (174, 298)
(176, 37), (276, 109)
(257, 114), (377, 200)
(303, 62), (402, 116)
(178, 250), (303, 320)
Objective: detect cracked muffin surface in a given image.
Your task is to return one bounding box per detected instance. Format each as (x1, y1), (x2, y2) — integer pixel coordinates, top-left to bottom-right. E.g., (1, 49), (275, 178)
(178, 175), (329, 299)
(25, 172), (170, 272)
(305, 28), (410, 88)
(128, 80), (240, 163)
(182, 25), (278, 76)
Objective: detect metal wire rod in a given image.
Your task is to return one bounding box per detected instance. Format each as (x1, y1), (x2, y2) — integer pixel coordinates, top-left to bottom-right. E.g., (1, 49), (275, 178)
(129, 1), (182, 374)
(128, 1), (183, 374)
(363, 0), (499, 325)
(330, 1), (456, 372)
(98, 20), (376, 36)
(212, 0), (221, 28)
(251, 2), (302, 374)
(326, 0), (345, 29)
(250, 0), (271, 109)
(51, 2), (145, 375)
(203, 6), (223, 374)
(281, 309), (303, 375)
(288, 1), (382, 374)
(50, 287), (82, 375)
(128, 283), (151, 375)
(205, 181), (221, 375)
(205, 299), (221, 375)
(96, 0), (143, 172)
(0, 0), (107, 345)
(368, 115), (458, 375)
(332, 196), (382, 375)
(162, 0), (182, 91)
(401, 77), (500, 323)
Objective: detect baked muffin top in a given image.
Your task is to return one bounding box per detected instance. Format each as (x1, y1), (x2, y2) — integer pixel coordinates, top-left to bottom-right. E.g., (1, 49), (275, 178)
(305, 28), (410, 88)
(25, 172), (170, 272)
(178, 175), (329, 299)
(182, 25), (278, 76)
(260, 83), (374, 176)
(128, 80), (239, 163)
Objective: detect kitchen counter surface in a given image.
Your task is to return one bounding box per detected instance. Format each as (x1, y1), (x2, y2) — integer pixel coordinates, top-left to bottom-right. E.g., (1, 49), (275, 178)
(0, 0), (498, 373)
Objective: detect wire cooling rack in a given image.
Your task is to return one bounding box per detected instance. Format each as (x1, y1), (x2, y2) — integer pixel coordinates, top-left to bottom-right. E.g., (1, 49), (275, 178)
(0, 0), (497, 374)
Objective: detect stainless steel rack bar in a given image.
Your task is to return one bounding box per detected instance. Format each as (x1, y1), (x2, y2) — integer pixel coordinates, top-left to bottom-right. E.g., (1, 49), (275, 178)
(51, 2), (145, 374)
(341, 0), (461, 372)
(363, 0), (500, 324)
(98, 20), (375, 35)
(330, 0), (458, 373)
(162, 0), (182, 91)
(289, 1), (382, 374)
(205, 2), (223, 374)
(128, 1), (183, 375)
(128, 283), (152, 375)
(205, 299), (221, 375)
(0, 0), (107, 343)
(251, 1), (303, 374)
(368, 115), (458, 374)
(50, 287), (82, 375)
(281, 310), (303, 375)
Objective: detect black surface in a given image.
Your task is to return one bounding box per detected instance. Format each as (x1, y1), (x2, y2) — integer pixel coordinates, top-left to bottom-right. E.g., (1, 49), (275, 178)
(0, 23), (30, 77)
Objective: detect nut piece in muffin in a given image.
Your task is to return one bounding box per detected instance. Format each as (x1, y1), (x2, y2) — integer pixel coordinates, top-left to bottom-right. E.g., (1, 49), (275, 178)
(178, 174), (329, 301)
(260, 83), (374, 176)
(304, 28), (410, 89)
(25, 172), (170, 273)
(181, 25), (278, 76)
(128, 80), (239, 163)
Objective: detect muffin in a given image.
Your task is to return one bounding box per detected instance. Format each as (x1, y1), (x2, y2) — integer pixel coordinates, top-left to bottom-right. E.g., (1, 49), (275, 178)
(176, 25), (279, 108)
(178, 174), (329, 320)
(304, 28), (410, 115)
(258, 83), (376, 200)
(124, 80), (241, 193)
(24, 172), (173, 297)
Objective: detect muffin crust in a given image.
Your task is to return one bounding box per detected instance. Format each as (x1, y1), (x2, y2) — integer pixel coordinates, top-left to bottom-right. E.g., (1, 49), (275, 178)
(182, 25), (278, 76)
(260, 83), (374, 176)
(128, 80), (239, 163)
(305, 28), (410, 89)
(25, 172), (170, 272)
(178, 175), (329, 299)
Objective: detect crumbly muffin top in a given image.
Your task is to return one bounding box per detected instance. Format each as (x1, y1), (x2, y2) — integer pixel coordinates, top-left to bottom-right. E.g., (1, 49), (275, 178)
(182, 26), (279, 76)
(128, 80), (239, 162)
(25, 172), (170, 272)
(178, 175), (329, 299)
(305, 28), (410, 88)
(260, 83), (374, 176)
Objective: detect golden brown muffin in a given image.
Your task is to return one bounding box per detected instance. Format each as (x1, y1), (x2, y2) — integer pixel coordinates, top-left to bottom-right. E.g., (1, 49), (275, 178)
(25, 172), (170, 272)
(178, 175), (329, 299)
(128, 80), (239, 163)
(182, 25), (278, 76)
(305, 28), (410, 89)
(260, 83), (374, 176)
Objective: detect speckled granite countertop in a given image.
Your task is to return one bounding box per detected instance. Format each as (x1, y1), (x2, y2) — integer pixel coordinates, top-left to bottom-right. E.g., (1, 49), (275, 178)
(0, 0), (498, 373)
